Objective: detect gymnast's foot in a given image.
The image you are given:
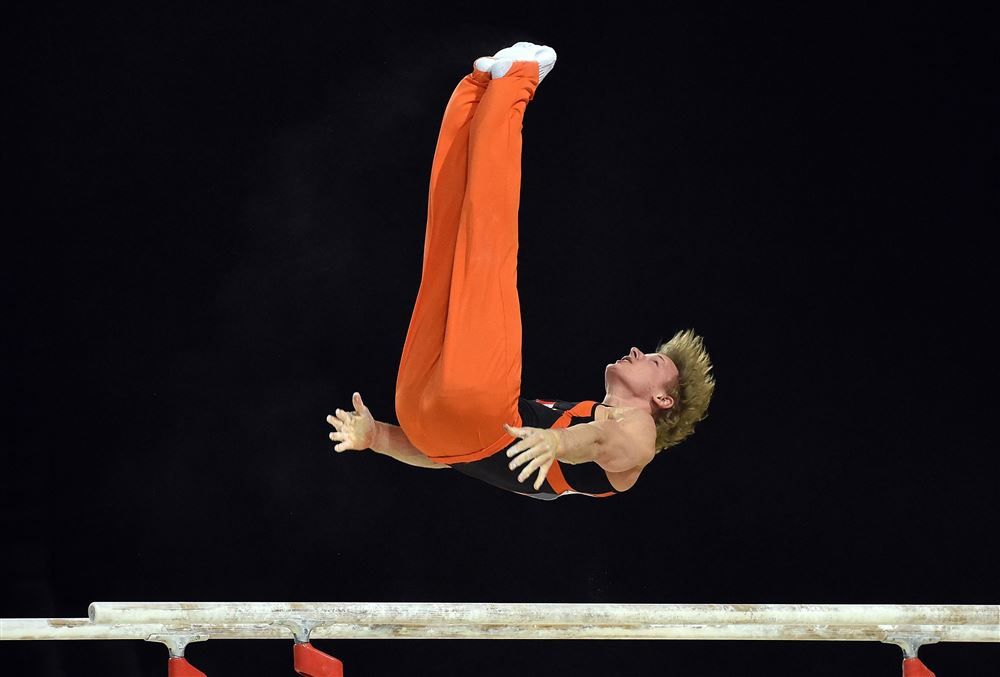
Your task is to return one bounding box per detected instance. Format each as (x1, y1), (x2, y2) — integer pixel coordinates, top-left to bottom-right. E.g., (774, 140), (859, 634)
(474, 55), (497, 74)
(476, 41), (557, 83)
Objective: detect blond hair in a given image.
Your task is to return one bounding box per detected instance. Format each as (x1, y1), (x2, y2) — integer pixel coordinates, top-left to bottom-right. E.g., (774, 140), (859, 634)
(653, 328), (716, 452)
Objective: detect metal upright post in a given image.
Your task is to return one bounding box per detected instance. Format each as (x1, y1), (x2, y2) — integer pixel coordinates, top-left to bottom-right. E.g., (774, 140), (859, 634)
(147, 633), (209, 677)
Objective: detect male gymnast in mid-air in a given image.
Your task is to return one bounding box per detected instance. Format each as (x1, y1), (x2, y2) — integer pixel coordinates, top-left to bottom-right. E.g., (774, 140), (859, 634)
(326, 41), (716, 500)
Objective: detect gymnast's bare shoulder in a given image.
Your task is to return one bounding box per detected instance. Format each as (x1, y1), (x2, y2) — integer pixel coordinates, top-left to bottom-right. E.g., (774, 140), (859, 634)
(592, 405), (657, 491)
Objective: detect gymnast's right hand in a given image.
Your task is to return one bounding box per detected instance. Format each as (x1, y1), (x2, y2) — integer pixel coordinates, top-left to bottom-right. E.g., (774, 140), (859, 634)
(327, 391), (377, 452)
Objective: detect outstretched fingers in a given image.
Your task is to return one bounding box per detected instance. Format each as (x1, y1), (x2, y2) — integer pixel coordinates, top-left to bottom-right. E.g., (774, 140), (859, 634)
(326, 410), (353, 452)
(532, 461), (552, 490)
(517, 454), (548, 483)
(507, 444), (537, 470)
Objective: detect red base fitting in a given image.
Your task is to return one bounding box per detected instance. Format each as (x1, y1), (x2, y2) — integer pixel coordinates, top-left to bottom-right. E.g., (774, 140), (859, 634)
(294, 642), (344, 677)
(903, 657), (936, 677)
(168, 656), (208, 677)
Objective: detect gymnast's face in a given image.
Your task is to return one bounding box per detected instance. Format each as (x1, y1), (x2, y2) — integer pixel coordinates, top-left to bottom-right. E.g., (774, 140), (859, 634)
(605, 346), (678, 415)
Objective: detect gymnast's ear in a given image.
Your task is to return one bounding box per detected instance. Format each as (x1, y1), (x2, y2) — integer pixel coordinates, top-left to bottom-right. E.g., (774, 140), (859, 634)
(654, 392), (675, 412)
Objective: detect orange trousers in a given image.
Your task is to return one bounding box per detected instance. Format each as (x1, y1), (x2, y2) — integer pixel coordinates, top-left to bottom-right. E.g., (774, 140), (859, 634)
(395, 61), (540, 464)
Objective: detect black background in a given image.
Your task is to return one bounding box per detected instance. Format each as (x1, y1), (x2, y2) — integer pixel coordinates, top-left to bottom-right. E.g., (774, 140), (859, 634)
(5, 3), (998, 676)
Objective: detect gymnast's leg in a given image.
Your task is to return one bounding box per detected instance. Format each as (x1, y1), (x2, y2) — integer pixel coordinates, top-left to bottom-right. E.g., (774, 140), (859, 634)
(394, 63), (492, 451)
(397, 59), (542, 463)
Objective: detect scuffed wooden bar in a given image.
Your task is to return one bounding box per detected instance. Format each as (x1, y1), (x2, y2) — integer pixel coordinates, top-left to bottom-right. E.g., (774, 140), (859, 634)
(2, 603), (997, 643)
(87, 602), (1000, 628)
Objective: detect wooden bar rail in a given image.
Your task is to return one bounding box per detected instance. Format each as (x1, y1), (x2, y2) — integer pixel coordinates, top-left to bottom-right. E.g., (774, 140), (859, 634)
(3, 602), (997, 643)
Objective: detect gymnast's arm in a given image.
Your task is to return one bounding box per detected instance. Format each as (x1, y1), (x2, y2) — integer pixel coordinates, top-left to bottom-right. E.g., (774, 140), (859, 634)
(327, 392), (448, 470)
(558, 414), (656, 473)
(370, 421), (451, 470)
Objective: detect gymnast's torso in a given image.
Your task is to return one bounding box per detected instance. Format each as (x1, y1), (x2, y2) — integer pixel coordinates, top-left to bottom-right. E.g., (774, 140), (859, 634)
(447, 398), (626, 500)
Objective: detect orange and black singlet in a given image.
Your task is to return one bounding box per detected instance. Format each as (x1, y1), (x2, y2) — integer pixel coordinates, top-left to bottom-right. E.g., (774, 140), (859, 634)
(449, 399), (620, 500)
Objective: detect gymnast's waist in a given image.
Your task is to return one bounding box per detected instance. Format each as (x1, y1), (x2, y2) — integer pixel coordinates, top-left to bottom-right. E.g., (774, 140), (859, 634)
(447, 397), (619, 498)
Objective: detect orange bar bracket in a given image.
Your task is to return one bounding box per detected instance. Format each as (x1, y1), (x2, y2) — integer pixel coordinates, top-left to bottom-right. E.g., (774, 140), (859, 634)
(293, 641), (344, 677)
(168, 656), (208, 677)
(902, 657), (936, 677)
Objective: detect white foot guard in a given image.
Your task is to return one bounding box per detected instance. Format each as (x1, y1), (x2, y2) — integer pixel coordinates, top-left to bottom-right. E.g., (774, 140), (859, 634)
(488, 41), (557, 82)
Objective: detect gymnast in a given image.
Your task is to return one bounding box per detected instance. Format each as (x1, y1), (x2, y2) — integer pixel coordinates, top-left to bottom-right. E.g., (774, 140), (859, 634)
(326, 42), (716, 499)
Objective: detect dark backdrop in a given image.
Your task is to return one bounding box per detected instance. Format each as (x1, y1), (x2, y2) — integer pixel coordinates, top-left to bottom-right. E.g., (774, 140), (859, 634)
(6, 3), (997, 676)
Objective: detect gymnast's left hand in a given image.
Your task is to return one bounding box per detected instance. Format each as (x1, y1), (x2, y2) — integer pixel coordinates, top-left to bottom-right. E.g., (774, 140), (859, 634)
(503, 423), (563, 490)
